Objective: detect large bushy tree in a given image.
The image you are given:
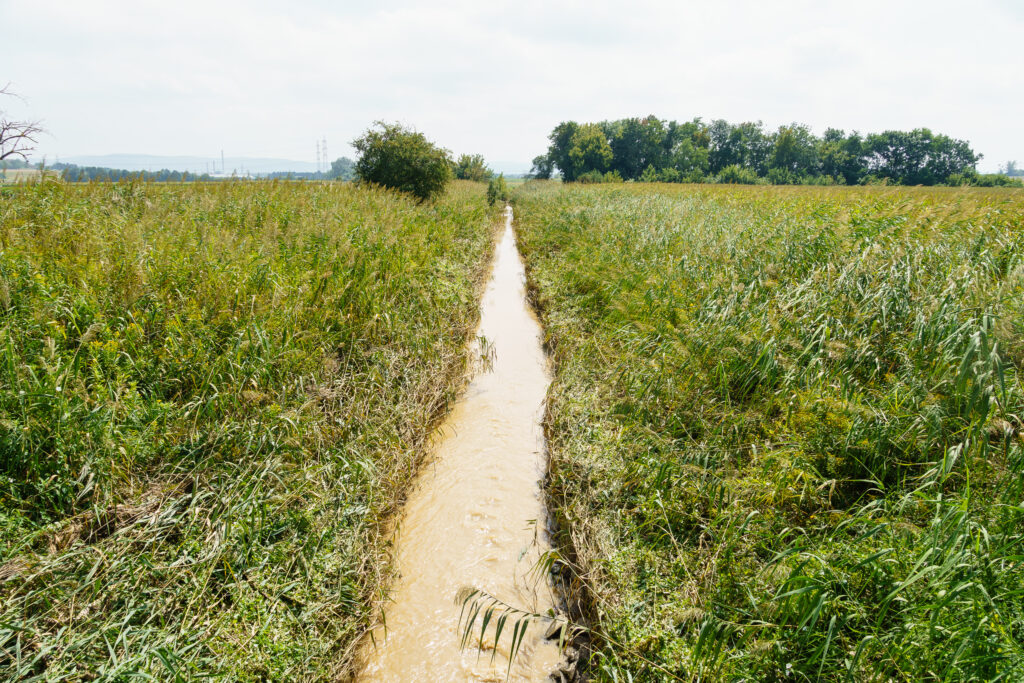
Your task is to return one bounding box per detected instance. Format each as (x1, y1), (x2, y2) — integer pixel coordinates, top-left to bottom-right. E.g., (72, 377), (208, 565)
(566, 124), (613, 181)
(453, 153), (493, 182)
(709, 120), (771, 175)
(529, 154), (553, 179)
(352, 122), (452, 201)
(866, 129), (979, 185)
(607, 116), (667, 180)
(819, 129), (867, 185)
(547, 121), (580, 181)
(769, 124), (819, 177)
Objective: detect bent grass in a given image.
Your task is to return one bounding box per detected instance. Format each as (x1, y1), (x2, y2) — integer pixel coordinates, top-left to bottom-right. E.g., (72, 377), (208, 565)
(0, 179), (498, 679)
(513, 181), (1024, 681)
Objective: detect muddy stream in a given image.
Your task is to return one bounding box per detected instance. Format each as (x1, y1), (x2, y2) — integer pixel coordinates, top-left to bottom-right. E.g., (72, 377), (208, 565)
(358, 207), (562, 682)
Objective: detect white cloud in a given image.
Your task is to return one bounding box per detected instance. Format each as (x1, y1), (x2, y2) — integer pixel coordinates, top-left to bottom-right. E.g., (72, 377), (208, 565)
(2, 0), (1021, 170)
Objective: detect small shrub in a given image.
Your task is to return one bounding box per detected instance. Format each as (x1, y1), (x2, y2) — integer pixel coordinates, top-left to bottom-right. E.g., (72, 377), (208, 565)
(577, 169), (624, 184)
(681, 169), (707, 183)
(716, 164), (759, 184)
(658, 168), (682, 183)
(640, 165), (660, 183)
(352, 121), (452, 201)
(486, 173), (510, 205)
(978, 173), (1016, 187)
(767, 167), (799, 185)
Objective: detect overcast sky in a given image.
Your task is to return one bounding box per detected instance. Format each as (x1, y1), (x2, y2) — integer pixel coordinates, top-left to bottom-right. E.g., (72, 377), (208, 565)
(2, 0), (1022, 171)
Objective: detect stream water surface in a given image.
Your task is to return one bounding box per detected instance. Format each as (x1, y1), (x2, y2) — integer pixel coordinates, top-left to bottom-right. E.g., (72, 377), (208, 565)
(358, 207), (561, 682)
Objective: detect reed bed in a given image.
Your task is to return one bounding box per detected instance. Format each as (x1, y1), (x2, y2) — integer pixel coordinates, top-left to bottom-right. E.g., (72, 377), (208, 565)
(513, 181), (1024, 681)
(0, 179), (497, 680)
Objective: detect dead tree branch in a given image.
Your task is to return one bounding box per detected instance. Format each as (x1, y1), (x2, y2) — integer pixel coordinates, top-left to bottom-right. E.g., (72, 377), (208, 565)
(1, 84), (45, 162)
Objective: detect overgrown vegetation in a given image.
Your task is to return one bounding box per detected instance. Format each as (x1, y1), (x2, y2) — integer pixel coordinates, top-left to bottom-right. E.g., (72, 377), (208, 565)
(514, 181), (1024, 680)
(486, 173), (509, 206)
(533, 117), (1021, 186)
(0, 179), (497, 679)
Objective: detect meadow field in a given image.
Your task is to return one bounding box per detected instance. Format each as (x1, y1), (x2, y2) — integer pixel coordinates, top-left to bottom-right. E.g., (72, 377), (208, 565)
(513, 182), (1024, 681)
(0, 180), (498, 679)
(0, 169), (62, 185)
(3, 176), (1023, 683)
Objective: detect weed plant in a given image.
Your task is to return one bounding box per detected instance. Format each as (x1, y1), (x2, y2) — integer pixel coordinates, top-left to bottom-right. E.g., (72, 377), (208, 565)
(513, 181), (1024, 681)
(0, 179), (497, 679)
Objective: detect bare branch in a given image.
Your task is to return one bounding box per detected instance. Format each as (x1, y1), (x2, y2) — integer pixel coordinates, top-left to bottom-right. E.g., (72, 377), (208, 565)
(0, 86), (45, 162)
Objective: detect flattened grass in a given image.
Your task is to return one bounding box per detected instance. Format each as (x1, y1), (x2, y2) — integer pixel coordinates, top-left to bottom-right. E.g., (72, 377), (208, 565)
(0, 179), (497, 679)
(514, 181), (1024, 681)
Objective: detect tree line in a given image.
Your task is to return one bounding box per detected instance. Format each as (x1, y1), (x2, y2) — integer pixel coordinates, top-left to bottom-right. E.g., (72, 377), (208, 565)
(52, 157), (357, 183)
(264, 157), (355, 181)
(531, 117), (1022, 187)
(48, 151), (490, 187)
(55, 164), (216, 182)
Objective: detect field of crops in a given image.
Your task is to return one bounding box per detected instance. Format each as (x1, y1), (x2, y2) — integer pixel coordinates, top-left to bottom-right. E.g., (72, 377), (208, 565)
(0, 180), (498, 679)
(513, 182), (1024, 680)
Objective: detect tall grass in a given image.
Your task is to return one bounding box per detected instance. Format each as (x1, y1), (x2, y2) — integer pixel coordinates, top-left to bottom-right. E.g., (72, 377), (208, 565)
(0, 179), (497, 679)
(513, 181), (1024, 681)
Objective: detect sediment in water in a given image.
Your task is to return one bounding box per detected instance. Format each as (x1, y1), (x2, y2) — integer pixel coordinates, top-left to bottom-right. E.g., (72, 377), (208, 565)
(358, 207), (561, 682)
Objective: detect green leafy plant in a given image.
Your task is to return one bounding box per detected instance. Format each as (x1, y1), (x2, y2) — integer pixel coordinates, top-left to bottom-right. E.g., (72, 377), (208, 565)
(353, 121), (452, 201)
(486, 173), (509, 205)
(716, 164), (760, 184)
(454, 153), (494, 182)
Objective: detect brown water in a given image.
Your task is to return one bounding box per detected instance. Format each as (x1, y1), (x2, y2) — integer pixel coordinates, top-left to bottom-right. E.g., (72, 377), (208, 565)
(358, 207), (561, 682)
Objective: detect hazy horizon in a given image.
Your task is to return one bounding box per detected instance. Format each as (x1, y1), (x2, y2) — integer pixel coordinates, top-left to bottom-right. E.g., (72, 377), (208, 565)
(3, 0), (1023, 173)
(41, 153), (532, 176)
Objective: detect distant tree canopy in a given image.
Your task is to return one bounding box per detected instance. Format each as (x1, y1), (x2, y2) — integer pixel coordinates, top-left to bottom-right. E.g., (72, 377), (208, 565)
(54, 158), (357, 183)
(453, 154), (493, 182)
(529, 154), (553, 179)
(535, 116), (991, 186)
(329, 156), (355, 180)
(55, 163), (212, 183)
(1000, 160), (1022, 177)
(263, 158), (355, 181)
(353, 122), (452, 201)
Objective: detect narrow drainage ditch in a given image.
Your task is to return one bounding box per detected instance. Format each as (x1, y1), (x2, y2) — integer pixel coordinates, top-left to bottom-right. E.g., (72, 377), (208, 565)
(358, 206), (565, 682)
